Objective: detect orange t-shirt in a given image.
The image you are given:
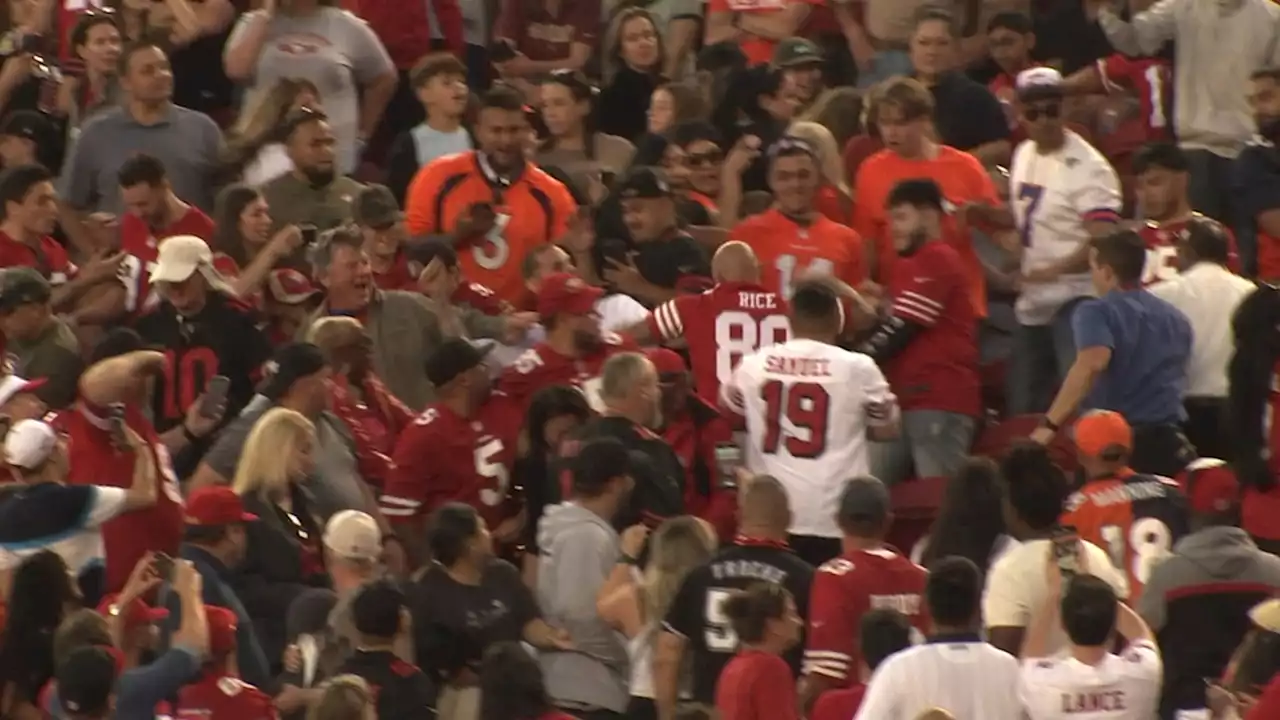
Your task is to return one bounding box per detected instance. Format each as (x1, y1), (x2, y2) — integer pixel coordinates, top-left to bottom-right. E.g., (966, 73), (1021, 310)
(852, 146), (1000, 317)
(707, 0), (821, 65)
(729, 208), (865, 298)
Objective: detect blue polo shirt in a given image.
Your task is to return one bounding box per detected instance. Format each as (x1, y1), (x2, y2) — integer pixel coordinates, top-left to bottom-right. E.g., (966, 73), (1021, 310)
(1072, 288), (1192, 425)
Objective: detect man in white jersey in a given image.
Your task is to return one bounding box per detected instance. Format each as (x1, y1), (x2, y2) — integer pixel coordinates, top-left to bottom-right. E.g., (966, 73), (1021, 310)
(1019, 564), (1160, 719)
(996, 67), (1123, 414)
(720, 278), (899, 567)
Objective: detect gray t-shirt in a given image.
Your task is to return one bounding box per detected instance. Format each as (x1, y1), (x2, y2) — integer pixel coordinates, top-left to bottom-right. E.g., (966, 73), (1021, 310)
(227, 8), (395, 173)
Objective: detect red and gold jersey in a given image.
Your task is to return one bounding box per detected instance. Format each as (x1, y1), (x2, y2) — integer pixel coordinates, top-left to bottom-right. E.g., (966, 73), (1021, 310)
(0, 231), (77, 284)
(176, 672), (277, 720)
(118, 208), (217, 313)
(1138, 215), (1240, 285)
(497, 332), (638, 411)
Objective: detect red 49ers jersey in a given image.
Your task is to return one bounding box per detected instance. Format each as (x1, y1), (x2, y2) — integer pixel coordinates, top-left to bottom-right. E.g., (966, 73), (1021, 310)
(1139, 215), (1240, 285)
(804, 548), (929, 685)
(1061, 470), (1189, 602)
(647, 281), (791, 403)
(497, 332), (638, 411)
(1097, 54), (1173, 145)
(176, 673), (277, 720)
(453, 280), (510, 316)
(380, 395), (521, 529)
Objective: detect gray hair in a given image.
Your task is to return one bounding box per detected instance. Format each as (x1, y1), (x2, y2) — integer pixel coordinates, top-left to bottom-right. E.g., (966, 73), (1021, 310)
(600, 352), (651, 401)
(308, 225), (363, 277)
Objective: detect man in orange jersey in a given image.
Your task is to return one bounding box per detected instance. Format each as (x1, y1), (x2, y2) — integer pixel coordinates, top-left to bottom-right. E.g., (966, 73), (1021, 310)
(852, 77), (1001, 318)
(1061, 410), (1189, 603)
(404, 85), (577, 304)
(728, 137), (865, 300)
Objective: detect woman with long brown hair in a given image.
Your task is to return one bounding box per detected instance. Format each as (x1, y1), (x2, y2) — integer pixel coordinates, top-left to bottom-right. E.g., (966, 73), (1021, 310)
(598, 7), (666, 142)
(210, 183), (304, 298)
(221, 76), (320, 185)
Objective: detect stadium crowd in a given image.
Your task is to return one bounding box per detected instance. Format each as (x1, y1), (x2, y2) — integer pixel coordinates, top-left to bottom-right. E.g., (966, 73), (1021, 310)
(6, 0), (1280, 718)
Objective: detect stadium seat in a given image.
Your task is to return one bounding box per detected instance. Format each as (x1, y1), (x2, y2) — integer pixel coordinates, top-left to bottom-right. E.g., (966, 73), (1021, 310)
(888, 476), (947, 557)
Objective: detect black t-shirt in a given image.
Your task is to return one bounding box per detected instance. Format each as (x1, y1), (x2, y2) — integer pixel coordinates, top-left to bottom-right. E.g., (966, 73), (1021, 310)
(559, 416), (686, 530)
(633, 231), (711, 295)
(929, 71), (1010, 153)
(409, 559), (538, 681)
(338, 650), (436, 720)
(662, 543), (815, 703)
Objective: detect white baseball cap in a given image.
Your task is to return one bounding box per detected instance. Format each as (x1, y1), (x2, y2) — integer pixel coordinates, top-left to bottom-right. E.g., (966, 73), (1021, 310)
(149, 236), (214, 285)
(0, 374), (45, 408)
(1015, 67), (1064, 99)
(5, 418), (57, 469)
(323, 510), (382, 562)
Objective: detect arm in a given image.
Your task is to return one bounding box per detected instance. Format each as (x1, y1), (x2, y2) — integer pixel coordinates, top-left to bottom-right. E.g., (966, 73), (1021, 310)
(79, 350), (166, 406)
(833, 2), (874, 72)
(1115, 601), (1156, 644)
(860, 361), (900, 442)
(652, 631), (687, 720)
(664, 14), (701, 79)
(1019, 589), (1060, 659)
(737, 4), (811, 41)
(1043, 346), (1112, 431)
(1061, 63), (1108, 96)
(983, 559), (1029, 655)
(358, 71), (398, 143)
(968, 140), (1012, 168)
(703, 10), (739, 46)
(121, 429), (159, 510)
(596, 574), (643, 637)
(222, 10), (272, 82)
(164, 0), (235, 45)
(229, 227), (300, 298)
(1090, 0), (1181, 58)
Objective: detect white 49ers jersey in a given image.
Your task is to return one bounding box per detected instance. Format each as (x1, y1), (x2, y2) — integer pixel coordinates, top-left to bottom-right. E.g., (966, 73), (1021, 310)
(1018, 640), (1161, 720)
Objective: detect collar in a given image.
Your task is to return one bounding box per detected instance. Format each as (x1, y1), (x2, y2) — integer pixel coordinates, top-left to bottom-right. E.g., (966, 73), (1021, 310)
(475, 151), (526, 189)
(125, 102), (174, 127)
(181, 545), (229, 575)
(734, 535), (790, 550)
(927, 631), (983, 644)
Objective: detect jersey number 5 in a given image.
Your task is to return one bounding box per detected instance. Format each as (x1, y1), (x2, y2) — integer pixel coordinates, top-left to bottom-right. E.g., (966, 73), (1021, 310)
(475, 439), (510, 506)
(704, 588), (738, 652)
(761, 380), (830, 458)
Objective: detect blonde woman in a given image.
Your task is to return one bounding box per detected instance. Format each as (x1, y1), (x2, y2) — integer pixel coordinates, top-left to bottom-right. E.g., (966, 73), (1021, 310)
(221, 77), (322, 185)
(309, 675), (377, 720)
(597, 516), (717, 720)
(232, 407), (326, 670)
(788, 121), (854, 224)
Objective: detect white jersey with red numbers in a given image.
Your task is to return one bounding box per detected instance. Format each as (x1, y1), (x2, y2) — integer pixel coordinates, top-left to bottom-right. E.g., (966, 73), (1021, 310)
(648, 280), (791, 402)
(720, 338), (895, 538)
(1138, 215), (1240, 285)
(1018, 640), (1162, 719)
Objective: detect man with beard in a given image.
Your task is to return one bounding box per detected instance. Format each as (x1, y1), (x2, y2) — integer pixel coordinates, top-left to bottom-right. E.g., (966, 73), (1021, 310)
(1234, 67), (1280, 281)
(260, 107), (366, 241)
(404, 85), (577, 305)
(498, 272), (638, 412)
(1134, 143), (1239, 284)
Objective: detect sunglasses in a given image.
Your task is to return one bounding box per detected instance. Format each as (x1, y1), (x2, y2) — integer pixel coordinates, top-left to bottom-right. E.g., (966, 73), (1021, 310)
(1024, 103), (1061, 122)
(686, 150), (723, 167)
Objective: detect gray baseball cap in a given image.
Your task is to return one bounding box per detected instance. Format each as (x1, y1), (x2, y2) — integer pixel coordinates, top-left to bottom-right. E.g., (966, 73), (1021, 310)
(838, 475), (891, 525)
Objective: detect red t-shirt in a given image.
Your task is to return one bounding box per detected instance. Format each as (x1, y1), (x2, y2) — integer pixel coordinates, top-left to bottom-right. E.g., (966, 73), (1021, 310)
(815, 185), (851, 225)
(381, 396), (522, 529)
(1137, 215), (1240, 285)
(497, 332), (638, 410)
(176, 672), (278, 720)
(63, 400), (184, 592)
(804, 549), (928, 685)
(729, 209), (865, 300)
(810, 684), (867, 720)
(716, 649), (800, 720)
(119, 207), (217, 313)
(646, 281), (790, 403)
(885, 241), (981, 417)
(0, 230), (78, 284)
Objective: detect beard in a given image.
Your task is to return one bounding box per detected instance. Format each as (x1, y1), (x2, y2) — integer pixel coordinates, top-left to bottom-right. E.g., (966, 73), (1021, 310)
(573, 328), (602, 354)
(1259, 114), (1280, 140)
(303, 165), (336, 188)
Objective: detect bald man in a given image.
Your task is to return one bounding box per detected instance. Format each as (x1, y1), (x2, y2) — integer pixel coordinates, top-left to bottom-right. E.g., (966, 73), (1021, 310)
(653, 474), (816, 717)
(625, 241), (793, 402)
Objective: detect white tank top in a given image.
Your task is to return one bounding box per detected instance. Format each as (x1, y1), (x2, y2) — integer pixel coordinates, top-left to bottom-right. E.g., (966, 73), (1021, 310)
(628, 623), (657, 699)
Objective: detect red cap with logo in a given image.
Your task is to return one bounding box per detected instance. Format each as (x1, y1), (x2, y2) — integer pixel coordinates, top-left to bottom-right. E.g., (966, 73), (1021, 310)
(96, 594), (169, 629)
(1178, 458), (1241, 515)
(646, 347), (687, 376)
(266, 268), (320, 306)
(536, 273), (602, 318)
(206, 605), (238, 655)
(184, 487), (258, 526)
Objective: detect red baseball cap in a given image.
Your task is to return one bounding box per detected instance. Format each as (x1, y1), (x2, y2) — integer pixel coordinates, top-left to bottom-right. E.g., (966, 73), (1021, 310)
(646, 347), (686, 376)
(184, 487), (258, 526)
(536, 273), (602, 318)
(266, 268), (320, 306)
(1178, 458), (1241, 515)
(1073, 410), (1133, 459)
(206, 605), (238, 655)
(96, 594), (169, 629)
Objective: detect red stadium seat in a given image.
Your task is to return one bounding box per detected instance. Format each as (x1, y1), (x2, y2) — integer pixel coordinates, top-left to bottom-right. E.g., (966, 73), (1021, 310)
(888, 476), (948, 558)
(971, 413), (1079, 473)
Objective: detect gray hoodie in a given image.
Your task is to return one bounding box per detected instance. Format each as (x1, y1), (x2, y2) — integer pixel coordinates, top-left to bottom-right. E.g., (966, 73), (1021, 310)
(1139, 526), (1280, 630)
(536, 502), (630, 713)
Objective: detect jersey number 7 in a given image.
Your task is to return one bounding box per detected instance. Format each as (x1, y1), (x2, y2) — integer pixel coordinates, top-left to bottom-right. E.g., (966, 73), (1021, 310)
(761, 380), (831, 458)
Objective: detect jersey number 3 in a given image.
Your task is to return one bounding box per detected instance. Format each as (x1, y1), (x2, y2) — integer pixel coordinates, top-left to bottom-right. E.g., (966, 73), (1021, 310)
(761, 380), (830, 458)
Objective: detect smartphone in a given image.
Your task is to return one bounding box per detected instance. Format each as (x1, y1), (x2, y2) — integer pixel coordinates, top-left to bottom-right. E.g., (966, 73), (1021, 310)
(153, 552), (174, 583)
(107, 402), (128, 449)
(200, 376), (230, 419)
(298, 224), (318, 246)
(598, 237), (631, 267)
(1052, 525), (1081, 580)
(714, 444), (743, 489)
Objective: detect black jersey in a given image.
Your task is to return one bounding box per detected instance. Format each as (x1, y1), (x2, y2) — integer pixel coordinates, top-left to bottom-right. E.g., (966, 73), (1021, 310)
(338, 649), (437, 720)
(661, 541), (814, 702)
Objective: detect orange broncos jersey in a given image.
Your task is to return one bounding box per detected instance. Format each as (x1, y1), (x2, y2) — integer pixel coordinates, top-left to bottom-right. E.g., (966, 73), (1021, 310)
(728, 208), (865, 299)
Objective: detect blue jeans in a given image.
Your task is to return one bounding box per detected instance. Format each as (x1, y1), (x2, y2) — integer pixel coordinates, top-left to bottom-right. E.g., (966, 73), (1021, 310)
(869, 410), (977, 485)
(1007, 297), (1086, 416)
(857, 49), (913, 89)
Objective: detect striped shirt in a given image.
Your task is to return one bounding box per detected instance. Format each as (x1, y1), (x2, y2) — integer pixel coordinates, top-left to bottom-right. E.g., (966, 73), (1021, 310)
(853, 636), (1022, 720)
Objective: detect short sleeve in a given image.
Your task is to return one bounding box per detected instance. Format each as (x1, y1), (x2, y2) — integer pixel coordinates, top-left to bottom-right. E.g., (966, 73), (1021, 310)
(982, 557), (1029, 628)
(84, 486), (130, 527)
(496, 560), (541, 625)
(548, 180), (578, 241)
(1073, 159), (1123, 223)
(382, 421), (435, 522)
(568, 0), (601, 45)
(404, 161), (448, 236)
(661, 570), (702, 639)
(854, 356), (892, 404)
(1120, 638), (1162, 680)
(340, 11), (395, 83)
(1071, 299), (1116, 351)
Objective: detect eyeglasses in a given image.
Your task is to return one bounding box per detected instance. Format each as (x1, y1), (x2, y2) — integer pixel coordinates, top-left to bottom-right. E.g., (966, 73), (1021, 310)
(1024, 102), (1061, 122)
(686, 150), (723, 167)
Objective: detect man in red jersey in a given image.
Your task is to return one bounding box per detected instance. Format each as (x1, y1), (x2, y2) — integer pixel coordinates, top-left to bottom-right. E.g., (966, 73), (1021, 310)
(1132, 142), (1239, 283)
(1062, 54), (1174, 145)
(176, 606), (278, 720)
(810, 608), (913, 720)
(857, 179), (981, 487)
(497, 272), (636, 411)
(626, 241), (790, 404)
(799, 476), (928, 712)
(64, 348), (186, 594)
(381, 339), (521, 566)
(116, 154), (217, 315)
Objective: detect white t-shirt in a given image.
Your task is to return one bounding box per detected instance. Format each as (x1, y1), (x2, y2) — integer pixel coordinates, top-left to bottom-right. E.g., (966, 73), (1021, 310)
(1019, 640), (1162, 720)
(1010, 131), (1122, 326)
(1148, 263), (1256, 398)
(721, 338), (895, 538)
(983, 539), (1129, 655)
(854, 641), (1023, 720)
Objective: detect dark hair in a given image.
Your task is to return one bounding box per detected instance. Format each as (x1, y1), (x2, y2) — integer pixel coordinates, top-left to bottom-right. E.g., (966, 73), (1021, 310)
(88, 327), (145, 364)
(655, 82), (708, 127)
(914, 6), (957, 36)
(1061, 574), (1119, 647)
(1000, 442), (1068, 531)
(721, 581), (791, 644)
(920, 458), (1008, 574)
(117, 39), (164, 77)
(211, 184), (263, 270)
(1090, 230), (1148, 285)
(350, 579), (405, 638)
(480, 84), (527, 114)
(669, 120), (723, 150)
(540, 71), (598, 156)
(71, 12), (119, 50)
(987, 11), (1033, 34)
(525, 385), (592, 458)
(407, 238), (459, 271)
(1184, 216), (1232, 265)
(410, 52), (467, 89)
(925, 556), (981, 627)
(428, 502), (483, 567)
(117, 153), (167, 188)
(281, 106), (330, 143)
(789, 280), (841, 329)
(0, 551), (79, 706)
(1252, 67), (1280, 83)
(0, 163), (51, 220)
(887, 178), (945, 212)
(1131, 142), (1189, 174)
(860, 608), (913, 672)
(479, 642), (555, 720)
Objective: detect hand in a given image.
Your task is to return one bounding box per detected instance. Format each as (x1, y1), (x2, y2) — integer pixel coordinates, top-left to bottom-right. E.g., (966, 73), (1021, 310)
(381, 536), (408, 579)
(602, 254), (648, 297)
(723, 135), (762, 177)
(495, 52), (534, 77)
(620, 523), (650, 559)
(79, 250), (125, 284)
(172, 558), (202, 598)
(492, 510), (526, 544)
(274, 685), (308, 712)
(455, 203), (496, 241)
(544, 625), (574, 650)
(119, 552), (161, 605)
(84, 212), (119, 250)
(122, 425), (148, 452)
(849, 37), (875, 73)
(502, 311), (539, 344)
(1029, 426), (1054, 445)
(418, 257), (455, 302)
(560, 209), (595, 255)
(267, 225), (305, 259)
(183, 393), (224, 439)
(282, 644), (302, 674)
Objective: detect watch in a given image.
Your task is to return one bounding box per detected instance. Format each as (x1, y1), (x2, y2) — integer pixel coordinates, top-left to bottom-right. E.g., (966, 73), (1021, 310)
(1039, 416), (1060, 432)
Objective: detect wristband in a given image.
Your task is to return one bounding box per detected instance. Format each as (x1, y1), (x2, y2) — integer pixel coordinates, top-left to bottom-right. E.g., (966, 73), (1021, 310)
(618, 554), (640, 566)
(1040, 416), (1060, 432)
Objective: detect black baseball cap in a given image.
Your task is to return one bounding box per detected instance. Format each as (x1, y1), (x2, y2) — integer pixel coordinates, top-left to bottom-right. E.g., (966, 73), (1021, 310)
(837, 475), (891, 526)
(424, 338), (492, 388)
(0, 267), (51, 312)
(352, 184), (402, 230)
(57, 646), (118, 716)
(258, 343), (328, 401)
(572, 437), (634, 495)
(0, 110), (47, 141)
(772, 37), (822, 69)
(351, 579), (405, 638)
(616, 166), (672, 200)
